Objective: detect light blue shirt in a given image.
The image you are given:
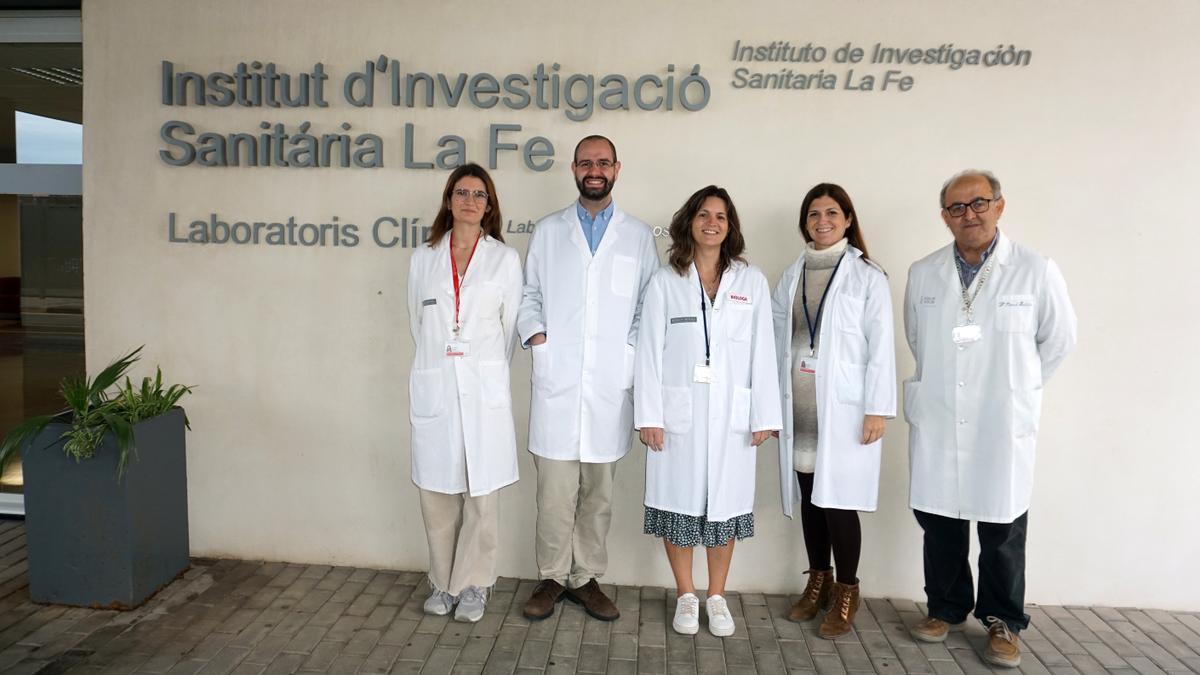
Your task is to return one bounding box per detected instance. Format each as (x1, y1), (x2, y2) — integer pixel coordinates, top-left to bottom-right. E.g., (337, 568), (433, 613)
(954, 232), (999, 289)
(576, 201), (614, 255)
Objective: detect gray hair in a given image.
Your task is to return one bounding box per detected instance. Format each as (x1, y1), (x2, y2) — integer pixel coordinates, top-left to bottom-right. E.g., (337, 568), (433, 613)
(940, 170), (1002, 207)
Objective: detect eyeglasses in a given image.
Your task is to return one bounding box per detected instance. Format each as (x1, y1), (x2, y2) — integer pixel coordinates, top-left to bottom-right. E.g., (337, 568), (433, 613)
(943, 197), (999, 218)
(451, 188), (489, 202)
(574, 159), (614, 170)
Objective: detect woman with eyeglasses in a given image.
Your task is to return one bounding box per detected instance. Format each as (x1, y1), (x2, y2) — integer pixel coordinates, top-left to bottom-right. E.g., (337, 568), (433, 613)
(634, 185), (782, 637)
(771, 183), (896, 638)
(406, 163), (523, 623)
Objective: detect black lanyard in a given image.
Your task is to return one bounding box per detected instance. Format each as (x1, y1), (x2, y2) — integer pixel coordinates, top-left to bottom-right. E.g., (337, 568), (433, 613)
(800, 253), (846, 355)
(696, 264), (722, 367)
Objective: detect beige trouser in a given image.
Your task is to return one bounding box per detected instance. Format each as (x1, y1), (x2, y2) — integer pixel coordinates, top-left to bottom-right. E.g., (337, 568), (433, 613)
(533, 455), (618, 589)
(418, 488), (499, 596)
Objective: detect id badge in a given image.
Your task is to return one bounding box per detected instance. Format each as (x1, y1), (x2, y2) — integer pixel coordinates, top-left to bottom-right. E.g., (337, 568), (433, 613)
(693, 364), (714, 383)
(796, 355), (818, 375)
(444, 339), (471, 357)
(952, 324), (982, 345)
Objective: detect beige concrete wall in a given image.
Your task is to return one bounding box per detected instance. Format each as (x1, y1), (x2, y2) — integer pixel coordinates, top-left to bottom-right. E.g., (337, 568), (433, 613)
(83, 0), (1200, 609)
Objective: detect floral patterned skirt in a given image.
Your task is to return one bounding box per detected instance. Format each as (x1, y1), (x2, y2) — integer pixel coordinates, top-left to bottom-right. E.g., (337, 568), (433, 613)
(643, 506), (755, 548)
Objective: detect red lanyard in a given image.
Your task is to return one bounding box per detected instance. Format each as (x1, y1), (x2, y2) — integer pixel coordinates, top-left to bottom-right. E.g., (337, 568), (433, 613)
(450, 231), (481, 335)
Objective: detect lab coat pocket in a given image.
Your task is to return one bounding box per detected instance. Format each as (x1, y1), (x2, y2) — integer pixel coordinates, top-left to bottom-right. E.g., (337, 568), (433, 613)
(662, 386), (693, 434)
(479, 360), (511, 410)
(836, 294), (866, 334)
(836, 362), (866, 405)
(410, 368), (444, 419)
(731, 387), (752, 433)
(623, 343), (636, 390)
(1012, 386), (1043, 438)
(997, 294), (1035, 332)
(531, 342), (551, 391)
(611, 255), (636, 297)
(902, 378), (921, 426)
(728, 305), (753, 342)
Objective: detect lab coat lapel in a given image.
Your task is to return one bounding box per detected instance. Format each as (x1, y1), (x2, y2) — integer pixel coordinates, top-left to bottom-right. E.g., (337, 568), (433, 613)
(565, 205), (593, 260)
(592, 207), (624, 259)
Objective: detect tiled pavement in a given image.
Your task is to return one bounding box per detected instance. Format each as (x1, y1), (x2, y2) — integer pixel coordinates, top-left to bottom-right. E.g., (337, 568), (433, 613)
(0, 520), (1197, 674)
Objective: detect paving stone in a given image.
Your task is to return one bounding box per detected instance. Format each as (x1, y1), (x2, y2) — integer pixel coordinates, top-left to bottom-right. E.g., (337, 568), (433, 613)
(516, 638), (551, 669)
(1123, 655), (1168, 674)
(723, 634), (755, 666)
(694, 647), (725, 675)
(1080, 640), (1129, 668)
(550, 628), (582, 658)
(834, 642), (872, 671)
(343, 627), (382, 655)
(398, 630), (439, 662)
(437, 623), (471, 649)
(458, 635), (497, 665)
(577, 642), (608, 672)
(545, 656), (578, 674)
(381, 584), (415, 608)
(379, 618), (420, 647)
(888, 644), (935, 674)
(607, 659), (639, 675)
(639, 620), (667, 648)
(665, 631), (696, 665)
(323, 653), (365, 674)
(754, 649), (787, 674)
(638, 644), (666, 673)
(610, 631), (639, 660)
(197, 644), (251, 674)
(812, 651), (849, 675)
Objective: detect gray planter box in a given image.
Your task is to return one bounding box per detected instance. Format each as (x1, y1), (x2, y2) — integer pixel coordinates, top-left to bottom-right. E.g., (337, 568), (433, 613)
(22, 407), (190, 608)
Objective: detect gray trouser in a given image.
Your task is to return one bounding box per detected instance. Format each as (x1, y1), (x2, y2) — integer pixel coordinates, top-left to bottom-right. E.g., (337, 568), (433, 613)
(533, 455), (618, 589)
(418, 488), (499, 596)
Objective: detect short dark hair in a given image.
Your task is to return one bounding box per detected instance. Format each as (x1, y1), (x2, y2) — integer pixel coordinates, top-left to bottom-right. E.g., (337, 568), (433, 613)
(798, 183), (872, 263)
(572, 135), (617, 163)
(426, 163), (504, 247)
(667, 185), (746, 275)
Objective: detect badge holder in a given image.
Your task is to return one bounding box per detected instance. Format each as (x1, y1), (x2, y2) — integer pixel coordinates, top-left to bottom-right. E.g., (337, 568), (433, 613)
(693, 364), (714, 383)
(796, 354), (818, 375)
(952, 324), (982, 345)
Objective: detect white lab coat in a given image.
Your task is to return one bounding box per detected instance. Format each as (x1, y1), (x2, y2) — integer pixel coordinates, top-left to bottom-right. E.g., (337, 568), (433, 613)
(903, 232), (1077, 523)
(772, 246), (897, 515)
(634, 262), (783, 521)
(517, 203), (660, 463)
(407, 234), (523, 496)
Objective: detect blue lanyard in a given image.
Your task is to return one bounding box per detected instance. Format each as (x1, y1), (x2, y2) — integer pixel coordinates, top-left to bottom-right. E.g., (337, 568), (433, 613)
(696, 264), (721, 367)
(800, 253), (846, 355)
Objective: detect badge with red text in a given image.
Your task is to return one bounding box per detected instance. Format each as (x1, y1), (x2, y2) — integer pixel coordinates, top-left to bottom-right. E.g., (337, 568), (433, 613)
(445, 339), (471, 357)
(796, 354), (818, 375)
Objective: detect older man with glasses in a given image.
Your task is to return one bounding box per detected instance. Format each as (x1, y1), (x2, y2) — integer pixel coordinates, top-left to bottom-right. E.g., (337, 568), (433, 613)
(901, 170), (1077, 668)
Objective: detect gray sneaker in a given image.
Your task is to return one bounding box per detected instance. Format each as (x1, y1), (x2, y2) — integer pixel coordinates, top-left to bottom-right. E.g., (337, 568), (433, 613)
(423, 588), (456, 616)
(455, 586), (488, 623)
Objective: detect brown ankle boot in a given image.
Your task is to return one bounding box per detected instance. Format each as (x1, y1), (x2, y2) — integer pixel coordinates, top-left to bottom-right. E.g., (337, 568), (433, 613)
(818, 581), (860, 639)
(787, 569), (833, 622)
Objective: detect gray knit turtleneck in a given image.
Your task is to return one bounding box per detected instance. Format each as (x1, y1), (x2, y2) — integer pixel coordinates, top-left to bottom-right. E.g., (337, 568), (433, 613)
(791, 238), (848, 473)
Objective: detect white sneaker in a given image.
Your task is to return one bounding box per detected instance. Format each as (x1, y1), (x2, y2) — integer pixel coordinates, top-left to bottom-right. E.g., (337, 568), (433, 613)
(672, 593), (700, 635)
(706, 594), (735, 637)
(423, 588), (455, 616)
(454, 586), (487, 623)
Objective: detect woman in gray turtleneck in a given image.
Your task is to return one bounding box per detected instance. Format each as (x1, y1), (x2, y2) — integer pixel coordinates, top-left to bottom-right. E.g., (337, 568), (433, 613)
(770, 183), (897, 640)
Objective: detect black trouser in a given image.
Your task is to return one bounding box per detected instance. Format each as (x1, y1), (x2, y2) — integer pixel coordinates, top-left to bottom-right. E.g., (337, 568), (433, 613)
(913, 509), (1030, 632)
(797, 472), (861, 584)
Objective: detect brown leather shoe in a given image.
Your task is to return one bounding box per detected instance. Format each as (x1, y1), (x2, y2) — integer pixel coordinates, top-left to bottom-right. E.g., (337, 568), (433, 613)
(787, 569), (833, 622)
(565, 579), (620, 621)
(984, 617), (1021, 668)
(818, 581), (860, 639)
(522, 579), (565, 621)
(910, 616), (963, 643)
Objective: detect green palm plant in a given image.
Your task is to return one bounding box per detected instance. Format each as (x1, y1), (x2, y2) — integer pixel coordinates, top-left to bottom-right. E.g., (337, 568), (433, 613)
(0, 347), (193, 479)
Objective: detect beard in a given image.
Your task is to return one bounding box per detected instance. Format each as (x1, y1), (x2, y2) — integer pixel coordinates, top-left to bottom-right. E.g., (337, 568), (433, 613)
(575, 175), (613, 201)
